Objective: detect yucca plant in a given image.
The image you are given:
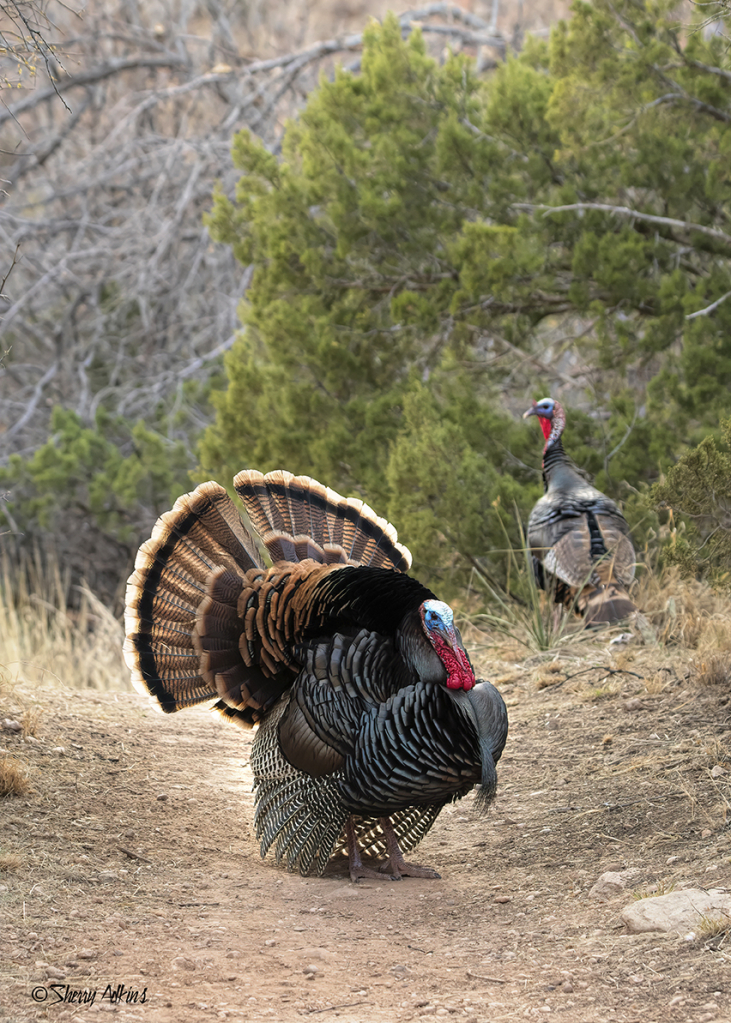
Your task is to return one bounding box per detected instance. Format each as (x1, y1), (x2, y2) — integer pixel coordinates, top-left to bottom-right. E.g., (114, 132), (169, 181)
(470, 511), (591, 652)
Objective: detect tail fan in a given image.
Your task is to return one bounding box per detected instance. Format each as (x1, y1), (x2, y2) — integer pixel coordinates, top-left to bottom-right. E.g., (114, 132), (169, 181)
(234, 470), (411, 572)
(125, 482), (275, 723)
(582, 583), (637, 625)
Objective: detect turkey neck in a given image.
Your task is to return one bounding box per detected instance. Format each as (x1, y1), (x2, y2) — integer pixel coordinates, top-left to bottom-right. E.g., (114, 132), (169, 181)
(541, 436), (583, 493)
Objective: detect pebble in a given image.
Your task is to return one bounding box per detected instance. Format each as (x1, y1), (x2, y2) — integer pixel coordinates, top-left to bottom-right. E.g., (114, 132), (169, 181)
(225, 951), (241, 958)
(97, 871), (118, 882)
(303, 965), (318, 976)
(78, 950), (95, 959)
(711, 765), (727, 778)
(494, 895), (511, 904)
(666, 856), (680, 865)
(701, 829), (713, 839)
(171, 956), (196, 971)
(2, 718), (22, 732)
(156, 793), (168, 802)
(45, 966), (66, 979)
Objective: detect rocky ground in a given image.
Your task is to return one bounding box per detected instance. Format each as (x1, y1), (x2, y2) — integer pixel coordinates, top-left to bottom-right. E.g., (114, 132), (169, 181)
(2, 630), (731, 1023)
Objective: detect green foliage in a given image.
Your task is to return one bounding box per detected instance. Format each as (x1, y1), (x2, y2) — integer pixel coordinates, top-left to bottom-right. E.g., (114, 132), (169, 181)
(653, 418), (731, 582)
(0, 408), (192, 602)
(203, 4), (731, 587)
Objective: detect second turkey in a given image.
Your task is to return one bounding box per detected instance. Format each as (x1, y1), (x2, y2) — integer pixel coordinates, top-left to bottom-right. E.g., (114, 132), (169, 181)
(523, 397), (637, 624)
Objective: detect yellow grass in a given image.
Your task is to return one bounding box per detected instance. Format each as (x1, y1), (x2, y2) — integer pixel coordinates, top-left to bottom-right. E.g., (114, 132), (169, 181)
(0, 549), (129, 692)
(0, 755), (30, 797)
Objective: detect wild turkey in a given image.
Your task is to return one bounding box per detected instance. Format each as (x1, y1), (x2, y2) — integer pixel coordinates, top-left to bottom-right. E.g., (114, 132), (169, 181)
(124, 470), (508, 880)
(523, 397), (637, 624)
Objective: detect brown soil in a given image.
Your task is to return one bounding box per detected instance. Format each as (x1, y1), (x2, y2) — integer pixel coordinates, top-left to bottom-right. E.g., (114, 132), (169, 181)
(2, 637), (731, 1023)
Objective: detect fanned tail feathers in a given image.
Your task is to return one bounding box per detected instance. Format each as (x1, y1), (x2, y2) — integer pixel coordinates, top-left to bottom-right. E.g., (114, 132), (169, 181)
(125, 471), (413, 725)
(234, 469), (411, 572)
(124, 482), (264, 714)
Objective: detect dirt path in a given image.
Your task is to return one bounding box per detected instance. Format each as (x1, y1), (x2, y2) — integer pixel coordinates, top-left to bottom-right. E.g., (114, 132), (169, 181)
(2, 641), (731, 1022)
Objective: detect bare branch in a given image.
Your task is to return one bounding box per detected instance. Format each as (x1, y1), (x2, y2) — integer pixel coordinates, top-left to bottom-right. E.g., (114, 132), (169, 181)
(516, 202), (731, 248)
(686, 289), (731, 320)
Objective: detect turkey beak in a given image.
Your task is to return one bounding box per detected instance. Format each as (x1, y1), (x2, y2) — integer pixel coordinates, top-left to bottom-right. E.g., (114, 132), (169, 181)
(522, 405), (539, 419)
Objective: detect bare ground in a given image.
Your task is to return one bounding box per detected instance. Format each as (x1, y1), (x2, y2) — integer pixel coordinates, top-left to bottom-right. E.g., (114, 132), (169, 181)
(2, 635), (731, 1023)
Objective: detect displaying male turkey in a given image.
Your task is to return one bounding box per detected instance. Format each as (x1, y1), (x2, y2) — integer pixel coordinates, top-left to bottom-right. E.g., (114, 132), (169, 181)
(523, 397), (637, 624)
(124, 469), (508, 880)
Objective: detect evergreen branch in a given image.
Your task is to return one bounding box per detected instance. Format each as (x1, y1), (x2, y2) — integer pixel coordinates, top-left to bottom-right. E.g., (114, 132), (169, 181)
(662, 57), (731, 85)
(517, 203), (731, 248)
(646, 88), (731, 125)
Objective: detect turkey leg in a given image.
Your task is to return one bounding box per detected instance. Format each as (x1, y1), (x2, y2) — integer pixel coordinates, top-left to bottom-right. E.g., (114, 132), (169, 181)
(377, 816), (441, 879)
(346, 817), (399, 882)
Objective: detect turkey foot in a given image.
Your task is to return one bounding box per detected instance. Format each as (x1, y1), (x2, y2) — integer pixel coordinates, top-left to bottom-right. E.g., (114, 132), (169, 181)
(346, 817), (399, 882)
(377, 817), (441, 880)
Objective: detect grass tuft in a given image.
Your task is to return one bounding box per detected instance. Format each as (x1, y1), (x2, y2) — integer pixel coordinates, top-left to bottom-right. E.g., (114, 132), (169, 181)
(696, 911), (730, 940)
(0, 850), (23, 872)
(632, 879), (676, 900)
(0, 756), (30, 797)
(469, 513), (593, 653)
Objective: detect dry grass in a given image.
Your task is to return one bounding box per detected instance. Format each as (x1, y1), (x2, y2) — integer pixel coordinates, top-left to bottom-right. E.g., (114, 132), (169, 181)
(690, 652), (731, 687)
(0, 549), (129, 693)
(0, 755), (31, 797)
(632, 879), (676, 900)
(0, 851), (23, 872)
(696, 912), (731, 940)
(633, 565), (731, 648)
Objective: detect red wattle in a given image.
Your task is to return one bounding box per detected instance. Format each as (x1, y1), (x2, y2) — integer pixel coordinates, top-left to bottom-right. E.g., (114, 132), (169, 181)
(431, 636), (475, 691)
(539, 417), (552, 441)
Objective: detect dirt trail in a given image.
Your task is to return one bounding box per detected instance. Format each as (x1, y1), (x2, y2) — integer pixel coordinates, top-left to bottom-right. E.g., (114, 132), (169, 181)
(2, 641), (731, 1022)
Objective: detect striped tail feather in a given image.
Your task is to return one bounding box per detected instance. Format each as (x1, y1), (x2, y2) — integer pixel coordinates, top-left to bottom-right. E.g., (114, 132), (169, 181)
(234, 469), (412, 572)
(124, 481), (265, 715)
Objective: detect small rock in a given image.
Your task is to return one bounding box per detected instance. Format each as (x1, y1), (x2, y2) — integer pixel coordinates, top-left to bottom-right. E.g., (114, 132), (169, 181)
(561, 982), (573, 993)
(666, 856), (680, 866)
(156, 793), (168, 802)
(711, 765), (727, 778)
(97, 871), (118, 882)
(225, 951), (241, 958)
(622, 888), (731, 934)
(24, 735), (41, 744)
(2, 718), (22, 732)
(494, 895), (511, 904)
(264, 939), (277, 947)
(589, 872), (626, 900)
(45, 966), (66, 979)
(701, 829), (713, 839)
(51, 746), (65, 753)
(610, 633), (633, 645)
(303, 965), (318, 976)
(77, 950), (95, 960)
(623, 698), (644, 712)
(171, 956), (196, 971)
